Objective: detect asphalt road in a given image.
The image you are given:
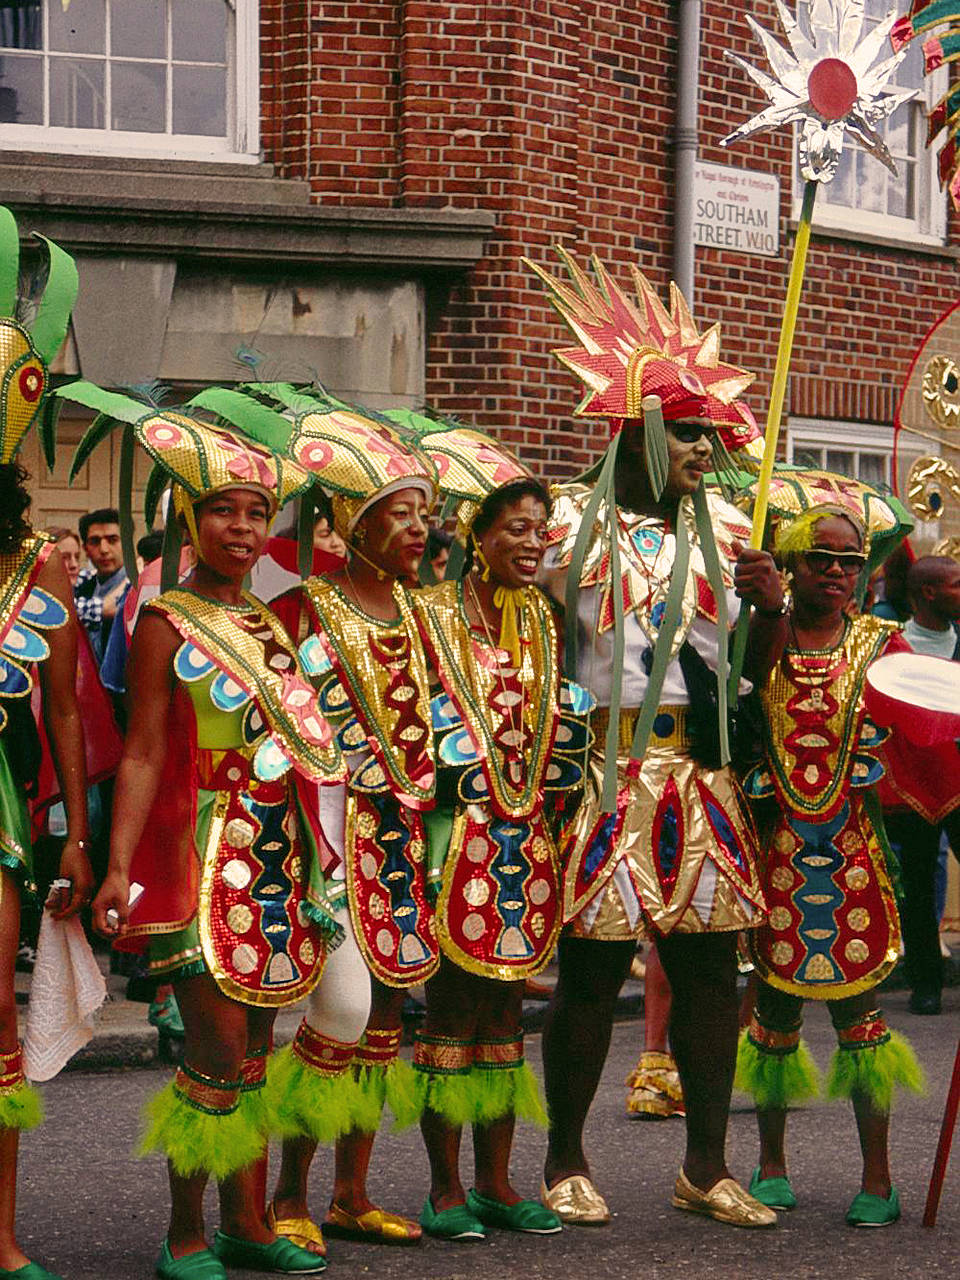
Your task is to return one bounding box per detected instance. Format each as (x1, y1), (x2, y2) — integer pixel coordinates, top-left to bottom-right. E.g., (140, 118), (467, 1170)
(17, 985), (958, 1279)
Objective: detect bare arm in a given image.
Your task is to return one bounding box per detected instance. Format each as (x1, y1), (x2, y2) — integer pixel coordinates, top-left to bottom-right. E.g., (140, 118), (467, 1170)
(35, 551), (93, 919)
(92, 610), (179, 936)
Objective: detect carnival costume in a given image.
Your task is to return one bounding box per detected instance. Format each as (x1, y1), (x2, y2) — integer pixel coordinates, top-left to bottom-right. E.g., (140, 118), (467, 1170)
(527, 249), (767, 943)
(737, 511), (924, 1187)
(0, 207), (78, 1153)
(223, 395), (442, 1150)
(410, 425), (592, 1148)
(54, 384), (346, 1183)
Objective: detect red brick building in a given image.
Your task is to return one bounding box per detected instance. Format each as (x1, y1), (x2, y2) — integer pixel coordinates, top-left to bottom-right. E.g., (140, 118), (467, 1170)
(3, 1), (956, 529)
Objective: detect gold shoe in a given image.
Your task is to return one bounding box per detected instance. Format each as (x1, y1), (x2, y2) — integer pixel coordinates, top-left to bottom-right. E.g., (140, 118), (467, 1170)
(323, 1202), (422, 1245)
(625, 1051), (685, 1120)
(266, 1201), (326, 1255)
(671, 1169), (777, 1228)
(540, 1176), (611, 1226)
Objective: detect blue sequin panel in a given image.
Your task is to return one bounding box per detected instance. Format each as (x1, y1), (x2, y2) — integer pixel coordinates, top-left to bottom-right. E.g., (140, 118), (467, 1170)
(1, 621), (49, 663)
(19, 586), (69, 629)
(438, 727), (480, 766)
(240, 795), (300, 988)
(0, 655), (29, 697)
(253, 736), (293, 781)
(210, 670), (252, 713)
(298, 634), (331, 676)
(430, 692), (462, 731)
(560, 679), (596, 715)
(489, 816), (534, 962)
(174, 642), (217, 683)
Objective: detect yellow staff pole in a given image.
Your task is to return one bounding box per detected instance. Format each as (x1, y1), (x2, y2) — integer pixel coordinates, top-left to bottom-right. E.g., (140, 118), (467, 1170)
(749, 178), (818, 548)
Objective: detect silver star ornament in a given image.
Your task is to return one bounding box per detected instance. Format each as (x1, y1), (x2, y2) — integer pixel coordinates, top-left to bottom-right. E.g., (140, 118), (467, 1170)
(722, 0), (917, 182)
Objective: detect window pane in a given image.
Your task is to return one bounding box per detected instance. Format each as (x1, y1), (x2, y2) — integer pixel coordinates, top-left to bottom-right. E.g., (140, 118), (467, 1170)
(111, 0), (165, 60)
(172, 0), (226, 64)
(794, 446), (823, 470)
(0, 51), (41, 122)
(856, 152), (885, 215)
(173, 62), (224, 135)
(49, 56), (104, 127)
(826, 146), (854, 209)
(0, 2), (42, 50)
(112, 60), (165, 132)
(49, 0), (105, 55)
(858, 453), (888, 487)
(826, 450), (856, 476)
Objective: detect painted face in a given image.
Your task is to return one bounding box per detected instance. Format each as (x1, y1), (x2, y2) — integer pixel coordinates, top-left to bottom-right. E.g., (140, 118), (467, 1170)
(356, 486), (430, 580)
(663, 419), (714, 499)
(790, 515), (864, 616)
(313, 516), (347, 560)
(192, 488), (270, 580)
(475, 493), (548, 590)
(82, 522), (123, 579)
(56, 534), (81, 585)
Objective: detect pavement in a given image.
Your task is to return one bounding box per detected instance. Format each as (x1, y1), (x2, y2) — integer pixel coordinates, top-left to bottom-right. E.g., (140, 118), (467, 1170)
(11, 982), (959, 1280)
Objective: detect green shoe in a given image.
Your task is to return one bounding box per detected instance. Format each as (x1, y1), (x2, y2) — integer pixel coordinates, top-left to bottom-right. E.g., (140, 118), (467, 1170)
(467, 1189), (563, 1234)
(845, 1186), (901, 1227)
(0, 1265), (63, 1280)
(419, 1198), (485, 1241)
(212, 1231), (326, 1273)
(748, 1166), (797, 1210)
(155, 1240), (227, 1279)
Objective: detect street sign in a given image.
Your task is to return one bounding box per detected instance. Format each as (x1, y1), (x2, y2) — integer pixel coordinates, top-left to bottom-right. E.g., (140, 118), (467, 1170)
(693, 160), (780, 257)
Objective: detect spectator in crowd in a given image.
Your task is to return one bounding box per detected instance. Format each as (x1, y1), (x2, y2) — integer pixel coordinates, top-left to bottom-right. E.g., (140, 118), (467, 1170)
(75, 508), (129, 662)
(881, 554), (960, 1016)
(313, 503), (347, 560)
(425, 526), (452, 581)
(50, 526), (82, 587)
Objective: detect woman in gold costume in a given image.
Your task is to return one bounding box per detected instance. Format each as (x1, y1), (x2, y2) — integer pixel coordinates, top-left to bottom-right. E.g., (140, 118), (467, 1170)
(738, 505), (923, 1227)
(409, 427), (590, 1241)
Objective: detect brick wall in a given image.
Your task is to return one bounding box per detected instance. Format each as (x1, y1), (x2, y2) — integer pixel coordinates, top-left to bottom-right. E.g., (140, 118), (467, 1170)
(259, 1), (960, 479)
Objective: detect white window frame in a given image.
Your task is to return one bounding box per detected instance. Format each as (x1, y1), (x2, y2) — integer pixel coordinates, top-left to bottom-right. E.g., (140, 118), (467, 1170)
(786, 416), (937, 537)
(790, 3), (948, 245)
(0, 0), (260, 163)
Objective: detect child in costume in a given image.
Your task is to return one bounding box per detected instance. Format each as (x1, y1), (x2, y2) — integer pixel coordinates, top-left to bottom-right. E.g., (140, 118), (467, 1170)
(738, 504), (923, 1226)
(527, 249), (786, 1228)
(79, 395), (344, 1280)
(0, 208), (93, 1280)
(409, 426), (590, 1241)
(256, 397), (439, 1250)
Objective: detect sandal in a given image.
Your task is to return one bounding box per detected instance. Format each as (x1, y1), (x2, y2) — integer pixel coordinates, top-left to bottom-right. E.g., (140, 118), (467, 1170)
(266, 1203), (326, 1256)
(324, 1202), (420, 1245)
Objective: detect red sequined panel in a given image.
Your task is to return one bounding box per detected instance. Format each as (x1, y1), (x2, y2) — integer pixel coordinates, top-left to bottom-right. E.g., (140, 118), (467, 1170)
(439, 811), (560, 978)
(370, 631), (433, 793)
(204, 786), (326, 1005)
(349, 792), (438, 988)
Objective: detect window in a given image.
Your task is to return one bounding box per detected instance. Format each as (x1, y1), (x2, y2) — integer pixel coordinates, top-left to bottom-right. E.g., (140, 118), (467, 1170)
(787, 418), (936, 535)
(792, 0), (947, 243)
(0, 0), (259, 161)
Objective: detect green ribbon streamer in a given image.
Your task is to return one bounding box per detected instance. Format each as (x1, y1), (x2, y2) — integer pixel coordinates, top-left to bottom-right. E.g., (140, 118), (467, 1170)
(118, 424), (139, 589)
(694, 484), (731, 767)
(160, 513), (184, 593)
(297, 489), (315, 581)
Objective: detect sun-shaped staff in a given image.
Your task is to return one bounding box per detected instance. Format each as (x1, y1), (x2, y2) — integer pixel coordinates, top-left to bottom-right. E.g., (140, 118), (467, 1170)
(722, 0), (916, 182)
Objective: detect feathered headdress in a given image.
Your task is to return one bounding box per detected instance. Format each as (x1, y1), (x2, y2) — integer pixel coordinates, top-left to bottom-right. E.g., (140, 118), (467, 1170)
(524, 247), (760, 450)
(0, 205), (78, 467)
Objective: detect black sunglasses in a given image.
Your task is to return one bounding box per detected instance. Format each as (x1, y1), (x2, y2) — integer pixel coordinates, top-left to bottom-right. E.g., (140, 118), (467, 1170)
(802, 549), (867, 575)
(669, 423), (714, 444)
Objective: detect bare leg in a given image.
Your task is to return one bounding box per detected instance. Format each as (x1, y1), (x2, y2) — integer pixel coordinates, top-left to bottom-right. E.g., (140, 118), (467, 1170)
(218, 1006), (278, 1243)
(472, 979), (524, 1205)
(542, 936), (635, 1187)
(750, 983), (805, 1181)
(644, 944), (672, 1053)
(829, 993), (892, 1198)
(0, 870), (29, 1272)
(330, 979), (408, 1217)
(655, 930), (739, 1191)
(166, 974), (271, 1257)
(272, 1136), (319, 1224)
(419, 958), (483, 1210)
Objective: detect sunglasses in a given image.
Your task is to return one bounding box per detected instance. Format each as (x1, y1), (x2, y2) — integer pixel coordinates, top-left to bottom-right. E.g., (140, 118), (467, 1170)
(801, 549), (867, 575)
(669, 423), (714, 444)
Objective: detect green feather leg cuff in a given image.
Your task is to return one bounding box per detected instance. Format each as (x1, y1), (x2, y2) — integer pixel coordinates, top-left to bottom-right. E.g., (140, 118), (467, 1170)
(138, 1080), (265, 1179)
(826, 1030), (925, 1112)
(735, 1028), (821, 1110)
(416, 1061), (548, 1128)
(0, 1080), (44, 1132)
(264, 1044), (359, 1144)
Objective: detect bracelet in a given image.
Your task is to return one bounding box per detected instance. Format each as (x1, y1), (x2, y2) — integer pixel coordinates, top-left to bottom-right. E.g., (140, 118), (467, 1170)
(755, 600), (787, 619)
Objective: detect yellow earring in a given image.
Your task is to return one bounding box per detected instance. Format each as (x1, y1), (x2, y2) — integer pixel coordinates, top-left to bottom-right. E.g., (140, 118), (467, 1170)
(472, 535), (491, 582)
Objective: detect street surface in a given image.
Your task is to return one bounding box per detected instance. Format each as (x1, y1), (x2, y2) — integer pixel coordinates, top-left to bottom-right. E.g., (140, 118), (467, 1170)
(18, 985), (958, 1279)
